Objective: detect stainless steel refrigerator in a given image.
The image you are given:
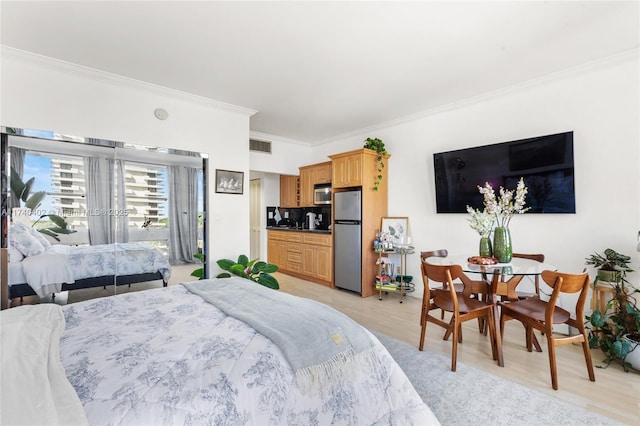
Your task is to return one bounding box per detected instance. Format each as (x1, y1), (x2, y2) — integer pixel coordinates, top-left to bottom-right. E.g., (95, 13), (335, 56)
(334, 189), (362, 293)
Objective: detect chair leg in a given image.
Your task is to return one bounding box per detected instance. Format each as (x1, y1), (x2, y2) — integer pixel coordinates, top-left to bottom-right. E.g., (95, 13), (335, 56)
(547, 336), (559, 390)
(579, 331), (596, 382)
(419, 320), (427, 351)
(486, 309), (498, 362)
(451, 319), (459, 372)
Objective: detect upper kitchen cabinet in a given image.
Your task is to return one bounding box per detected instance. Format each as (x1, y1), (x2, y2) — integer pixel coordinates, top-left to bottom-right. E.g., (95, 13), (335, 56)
(280, 174), (299, 207)
(330, 148), (389, 190)
(299, 161), (332, 207)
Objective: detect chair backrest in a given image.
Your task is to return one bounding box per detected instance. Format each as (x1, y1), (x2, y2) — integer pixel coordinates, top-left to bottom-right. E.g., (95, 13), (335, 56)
(513, 253), (545, 263)
(420, 249), (449, 290)
(422, 262), (464, 309)
(541, 270), (591, 320)
(420, 249), (448, 262)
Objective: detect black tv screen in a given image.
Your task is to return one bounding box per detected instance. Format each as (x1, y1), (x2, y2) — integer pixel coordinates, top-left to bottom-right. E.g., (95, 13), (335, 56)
(433, 131), (575, 213)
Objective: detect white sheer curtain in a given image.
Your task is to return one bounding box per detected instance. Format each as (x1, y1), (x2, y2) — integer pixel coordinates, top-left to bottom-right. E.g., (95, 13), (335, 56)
(168, 165), (198, 264)
(83, 156), (114, 245)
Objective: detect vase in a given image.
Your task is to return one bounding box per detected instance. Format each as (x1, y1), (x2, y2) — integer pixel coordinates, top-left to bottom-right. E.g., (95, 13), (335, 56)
(493, 226), (512, 263)
(479, 237), (492, 257)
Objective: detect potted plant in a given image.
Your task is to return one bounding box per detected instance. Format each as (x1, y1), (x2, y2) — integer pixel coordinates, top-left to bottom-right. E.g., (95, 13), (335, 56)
(10, 167), (75, 241)
(363, 137), (387, 191)
(585, 248), (640, 371)
(216, 254), (279, 289)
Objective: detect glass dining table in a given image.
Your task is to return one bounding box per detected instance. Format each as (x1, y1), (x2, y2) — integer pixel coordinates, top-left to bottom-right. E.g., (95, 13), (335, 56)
(425, 255), (557, 367)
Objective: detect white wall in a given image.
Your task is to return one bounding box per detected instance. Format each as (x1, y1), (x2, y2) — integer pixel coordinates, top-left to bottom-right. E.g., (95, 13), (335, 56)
(249, 131), (312, 175)
(0, 48), (255, 276)
(313, 51), (640, 300)
(248, 171), (280, 259)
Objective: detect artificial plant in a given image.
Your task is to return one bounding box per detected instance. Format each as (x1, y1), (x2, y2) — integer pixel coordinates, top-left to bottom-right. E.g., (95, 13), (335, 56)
(585, 248), (640, 371)
(216, 254), (279, 289)
(10, 166), (75, 241)
(363, 137), (387, 191)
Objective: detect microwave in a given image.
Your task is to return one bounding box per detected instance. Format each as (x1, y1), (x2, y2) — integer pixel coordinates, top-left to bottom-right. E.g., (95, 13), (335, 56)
(313, 184), (332, 205)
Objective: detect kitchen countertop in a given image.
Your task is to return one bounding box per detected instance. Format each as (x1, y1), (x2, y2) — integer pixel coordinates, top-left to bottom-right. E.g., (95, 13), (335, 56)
(266, 226), (331, 234)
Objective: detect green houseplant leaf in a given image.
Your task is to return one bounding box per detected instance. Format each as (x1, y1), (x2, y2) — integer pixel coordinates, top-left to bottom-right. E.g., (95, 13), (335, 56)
(213, 254), (279, 289)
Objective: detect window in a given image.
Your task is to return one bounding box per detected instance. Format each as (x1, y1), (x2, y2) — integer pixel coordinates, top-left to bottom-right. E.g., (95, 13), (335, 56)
(60, 163), (72, 170)
(61, 172), (73, 179)
(61, 180), (72, 187)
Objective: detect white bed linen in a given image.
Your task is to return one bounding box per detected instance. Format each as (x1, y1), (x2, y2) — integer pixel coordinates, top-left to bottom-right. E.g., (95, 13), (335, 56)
(60, 285), (439, 425)
(9, 242), (171, 296)
(0, 304), (88, 426)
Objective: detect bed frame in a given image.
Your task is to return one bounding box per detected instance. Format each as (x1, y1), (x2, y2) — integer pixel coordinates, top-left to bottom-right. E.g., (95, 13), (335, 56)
(9, 271), (167, 301)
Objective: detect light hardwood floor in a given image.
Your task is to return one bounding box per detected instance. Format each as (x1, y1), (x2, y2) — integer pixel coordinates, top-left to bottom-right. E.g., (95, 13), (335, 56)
(274, 272), (639, 426)
(16, 265), (638, 424)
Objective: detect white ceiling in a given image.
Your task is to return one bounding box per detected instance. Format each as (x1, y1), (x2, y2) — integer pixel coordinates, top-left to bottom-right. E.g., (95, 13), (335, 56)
(1, 1), (638, 145)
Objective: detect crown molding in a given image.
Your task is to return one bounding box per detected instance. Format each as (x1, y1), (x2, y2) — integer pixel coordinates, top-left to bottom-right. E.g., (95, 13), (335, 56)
(1, 46), (258, 117)
(315, 48), (640, 146)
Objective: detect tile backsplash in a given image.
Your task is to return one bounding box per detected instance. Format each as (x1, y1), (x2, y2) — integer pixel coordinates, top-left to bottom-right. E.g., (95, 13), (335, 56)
(266, 206), (331, 230)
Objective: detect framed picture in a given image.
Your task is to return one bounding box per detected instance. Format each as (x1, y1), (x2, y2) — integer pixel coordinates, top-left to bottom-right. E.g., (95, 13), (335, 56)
(215, 169), (244, 194)
(381, 217), (409, 245)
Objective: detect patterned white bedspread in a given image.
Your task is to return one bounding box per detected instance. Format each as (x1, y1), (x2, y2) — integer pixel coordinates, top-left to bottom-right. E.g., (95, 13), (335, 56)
(60, 285), (439, 425)
(48, 242), (171, 282)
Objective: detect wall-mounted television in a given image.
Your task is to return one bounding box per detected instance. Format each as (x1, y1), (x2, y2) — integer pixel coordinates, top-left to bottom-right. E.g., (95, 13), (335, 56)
(433, 131), (575, 214)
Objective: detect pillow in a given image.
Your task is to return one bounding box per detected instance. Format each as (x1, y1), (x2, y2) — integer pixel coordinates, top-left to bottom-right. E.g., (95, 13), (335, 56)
(9, 225), (46, 257)
(8, 246), (25, 262)
(26, 226), (52, 249)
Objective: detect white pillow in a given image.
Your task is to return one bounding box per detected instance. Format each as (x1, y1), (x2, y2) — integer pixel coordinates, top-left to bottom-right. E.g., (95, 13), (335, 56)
(8, 246), (25, 262)
(9, 225), (46, 257)
(26, 226), (52, 249)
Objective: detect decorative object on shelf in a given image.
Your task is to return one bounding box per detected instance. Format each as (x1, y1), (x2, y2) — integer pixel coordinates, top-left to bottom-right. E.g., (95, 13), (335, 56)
(477, 177), (529, 263)
(216, 254), (279, 289)
(380, 217), (409, 248)
(363, 137), (387, 191)
(215, 169), (244, 194)
(585, 248), (639, 371)
(466, 206), (494, 257)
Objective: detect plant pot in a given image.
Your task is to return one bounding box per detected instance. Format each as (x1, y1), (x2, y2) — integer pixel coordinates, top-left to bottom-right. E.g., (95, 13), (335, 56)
(479, 237), (492, 257)
(622, 334), (640, 371)
(597, 269), (621, 283)
(492, 226), (512, 263)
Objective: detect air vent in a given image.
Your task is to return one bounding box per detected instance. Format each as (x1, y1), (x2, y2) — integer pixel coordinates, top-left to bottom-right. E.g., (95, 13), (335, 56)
(249, 139), (272, 153)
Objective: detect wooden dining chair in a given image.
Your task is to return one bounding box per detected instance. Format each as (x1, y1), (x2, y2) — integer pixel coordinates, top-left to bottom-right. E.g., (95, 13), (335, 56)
(419, 262), (498, 371)
(499, 270), (595, 390)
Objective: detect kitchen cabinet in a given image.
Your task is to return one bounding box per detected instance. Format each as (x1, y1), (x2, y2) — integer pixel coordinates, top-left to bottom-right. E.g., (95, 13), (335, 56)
(329, 148), (390, 298)
(330, 148), (388, 190)
(299, 161), (332, 207)
(267, 230), (332, 286)
(279, 174), (299, 207)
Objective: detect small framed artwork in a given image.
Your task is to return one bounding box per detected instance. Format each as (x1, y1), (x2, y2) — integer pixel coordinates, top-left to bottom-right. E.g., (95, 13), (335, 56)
(215, 169), (244, 194)
(381, 217), (409, 245)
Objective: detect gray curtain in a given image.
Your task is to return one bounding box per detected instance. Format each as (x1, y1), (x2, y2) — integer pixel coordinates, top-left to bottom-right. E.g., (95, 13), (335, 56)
(83, 156), (115, 245)
(114, 159), (129, 243)
(168, 165), (198, 264)
(9, 146), (26, 209)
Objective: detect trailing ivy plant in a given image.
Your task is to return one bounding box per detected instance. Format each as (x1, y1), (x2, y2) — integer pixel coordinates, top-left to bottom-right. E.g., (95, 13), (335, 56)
(216, 254), (279, 289)
(363, 137), (387, 191)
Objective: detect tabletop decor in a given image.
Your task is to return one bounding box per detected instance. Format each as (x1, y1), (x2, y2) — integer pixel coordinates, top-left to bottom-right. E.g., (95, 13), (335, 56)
(477, 178), (529, 263)
(466, 206), (494, 256)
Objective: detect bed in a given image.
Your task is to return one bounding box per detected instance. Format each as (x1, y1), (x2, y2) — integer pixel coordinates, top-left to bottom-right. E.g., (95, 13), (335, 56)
(7, 223), (171, 300)
(0, 278), (440, 425)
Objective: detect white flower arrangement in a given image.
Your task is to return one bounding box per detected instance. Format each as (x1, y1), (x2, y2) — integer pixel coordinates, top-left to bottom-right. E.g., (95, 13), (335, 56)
(477, 177), (530, 227)
(465, 206), (494, 237)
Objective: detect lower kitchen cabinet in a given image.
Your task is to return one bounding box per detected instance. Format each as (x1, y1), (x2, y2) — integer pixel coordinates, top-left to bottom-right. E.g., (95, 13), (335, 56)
(267, 230), (332, 286)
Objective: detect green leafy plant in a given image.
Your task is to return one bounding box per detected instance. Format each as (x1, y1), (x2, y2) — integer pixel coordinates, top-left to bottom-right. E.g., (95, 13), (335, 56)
(586, 248), (634, 283)
(190, 252), (206, 280)
(363, 137), (387, 191)
(10, 167), (75, 241)
(216, 254), (279, 289)
(585, 248), (640, 371)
